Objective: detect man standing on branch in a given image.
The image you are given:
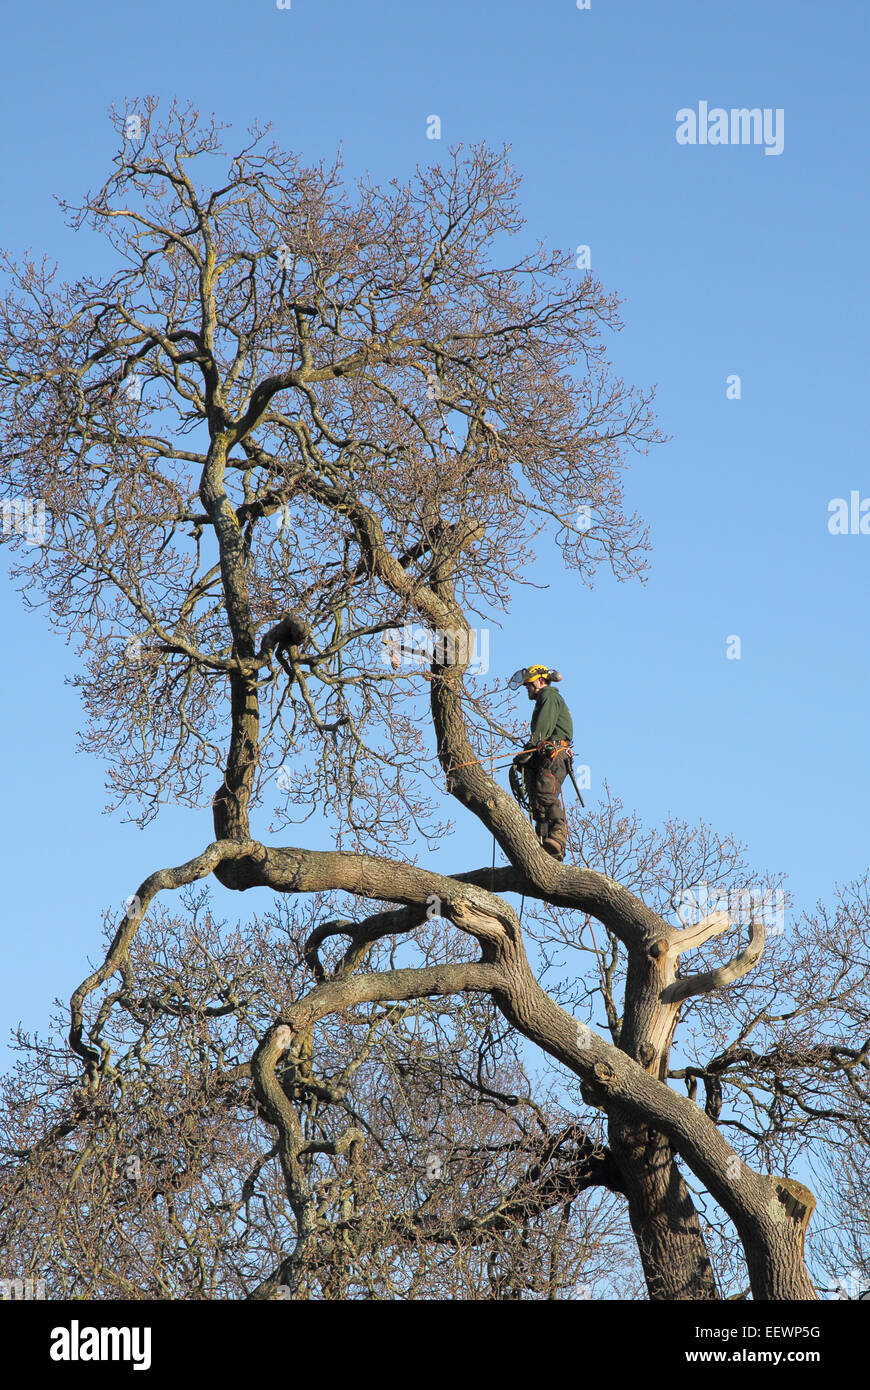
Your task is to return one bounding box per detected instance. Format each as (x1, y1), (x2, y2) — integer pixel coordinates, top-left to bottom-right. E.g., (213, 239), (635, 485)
(511, 665), (574, 861)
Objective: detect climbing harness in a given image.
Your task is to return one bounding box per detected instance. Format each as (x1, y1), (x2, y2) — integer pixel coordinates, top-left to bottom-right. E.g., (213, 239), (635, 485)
(508, 739), (581, 815)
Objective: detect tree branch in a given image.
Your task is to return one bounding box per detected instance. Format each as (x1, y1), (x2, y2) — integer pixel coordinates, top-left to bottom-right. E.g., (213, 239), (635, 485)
(662, 921), (766, 1004)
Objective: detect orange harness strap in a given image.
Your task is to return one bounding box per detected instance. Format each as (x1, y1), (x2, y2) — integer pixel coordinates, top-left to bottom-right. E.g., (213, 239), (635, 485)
(528, 738), (572, 761)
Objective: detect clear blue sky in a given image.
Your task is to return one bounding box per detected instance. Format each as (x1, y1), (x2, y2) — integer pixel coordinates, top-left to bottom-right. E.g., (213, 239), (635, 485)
(1, 0), (868, 1066)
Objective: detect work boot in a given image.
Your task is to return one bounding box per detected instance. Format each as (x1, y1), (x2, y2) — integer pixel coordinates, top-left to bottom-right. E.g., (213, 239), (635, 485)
(534, 819), (549, 847)
(543, 821), (566, 861)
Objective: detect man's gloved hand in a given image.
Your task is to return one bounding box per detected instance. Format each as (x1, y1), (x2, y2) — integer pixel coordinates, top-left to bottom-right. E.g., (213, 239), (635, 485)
(513, 750), (533, 766)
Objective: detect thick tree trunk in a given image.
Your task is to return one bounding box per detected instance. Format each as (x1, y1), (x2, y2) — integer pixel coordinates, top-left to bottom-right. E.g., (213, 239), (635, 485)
(200, 436), (261, 852)
(608, 918), (719, 1297)
(609, 1118), (718, 1299)
(212, 668), (259, 842)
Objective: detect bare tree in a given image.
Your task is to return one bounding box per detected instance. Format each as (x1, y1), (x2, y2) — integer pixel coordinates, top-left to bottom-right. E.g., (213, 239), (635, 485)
(0, 896), (639, 1300)
(3, 99), (855, 1300)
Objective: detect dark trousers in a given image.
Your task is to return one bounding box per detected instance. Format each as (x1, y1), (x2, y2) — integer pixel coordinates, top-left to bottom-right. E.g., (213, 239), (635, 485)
(523, 748), (569, 827)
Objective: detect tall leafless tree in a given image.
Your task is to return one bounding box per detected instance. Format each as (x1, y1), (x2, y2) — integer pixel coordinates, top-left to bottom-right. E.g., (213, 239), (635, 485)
(4, 99), (863, 1300)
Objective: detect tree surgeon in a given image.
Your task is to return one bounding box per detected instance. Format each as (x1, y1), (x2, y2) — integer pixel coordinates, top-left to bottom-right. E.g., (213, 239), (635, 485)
(511, 664), (574, 861)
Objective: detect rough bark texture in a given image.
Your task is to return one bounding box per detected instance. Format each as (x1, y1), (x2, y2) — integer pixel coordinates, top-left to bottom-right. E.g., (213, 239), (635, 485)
(608, 1120), (718, 1299)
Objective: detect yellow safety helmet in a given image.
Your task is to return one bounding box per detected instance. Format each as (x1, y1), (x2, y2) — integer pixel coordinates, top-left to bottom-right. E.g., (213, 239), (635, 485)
(508, 664), (562, 690)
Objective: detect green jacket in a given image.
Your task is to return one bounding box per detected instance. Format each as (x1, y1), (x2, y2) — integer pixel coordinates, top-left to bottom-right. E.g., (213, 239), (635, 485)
(529, 686), (573, 745)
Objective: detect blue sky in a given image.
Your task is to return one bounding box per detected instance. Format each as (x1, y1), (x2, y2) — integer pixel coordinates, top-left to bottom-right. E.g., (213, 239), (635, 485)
(1, 0), (868, 1069)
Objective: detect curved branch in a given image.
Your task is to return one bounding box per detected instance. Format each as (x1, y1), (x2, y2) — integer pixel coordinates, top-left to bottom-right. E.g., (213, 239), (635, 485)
(666, 910), (733, 957)
(662, 920), (766, 1004)
(68, 838), (268, 1074)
